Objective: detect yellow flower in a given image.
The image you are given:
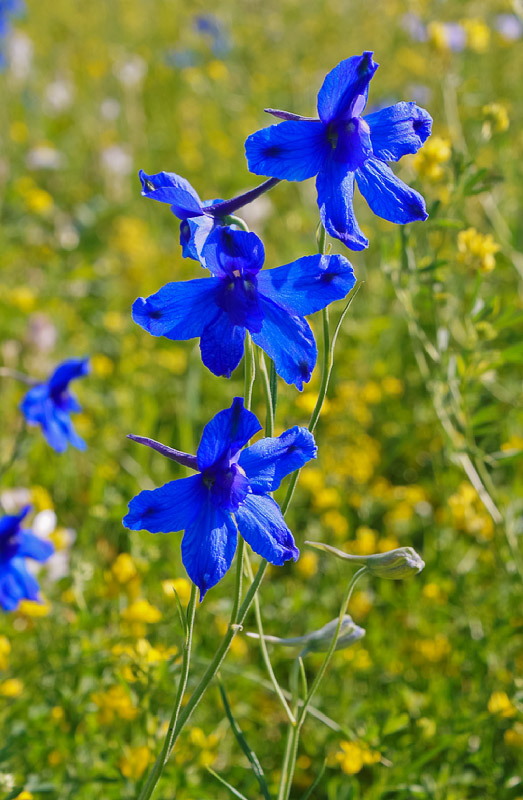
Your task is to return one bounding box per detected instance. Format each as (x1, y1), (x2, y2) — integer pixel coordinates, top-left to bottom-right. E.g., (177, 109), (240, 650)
(458, 227), (500, 273)
(9, 287), (36, 313)
(412, 136), (451, 181)
(463, 19), (490, 52)
(296, 551), (318, 578)
(91, 353), (114, 377)
(119, 746), (152, 780)
(162, 577), (192, 605)
(14, 792), (34, 800)
(335, 740), (380, 775)
(121, 599), (162, 624)
(91, 685), (139, 724)
(482, 103), (509, 138)
(488, 691), (517, 718)
(0, 679), (24, 697)
(381, 376), (403, 397)
(501, 435), (523, 452)
(0, 636), (11, 671)
(18, 599), (51, 617)
(321, 510), (349, 538)
(48, 751), (62, 766)
(111, 553), (138, 584)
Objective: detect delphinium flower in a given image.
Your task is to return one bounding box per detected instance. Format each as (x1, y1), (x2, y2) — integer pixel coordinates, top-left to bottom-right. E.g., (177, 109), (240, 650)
(0, 506), (54, 611)
(20, 357), (89, 453)
(124, 397), (317, 599)
(245, 51), (432, 250)
(139, 169), (279, 264)
(133, 226), (355, 389)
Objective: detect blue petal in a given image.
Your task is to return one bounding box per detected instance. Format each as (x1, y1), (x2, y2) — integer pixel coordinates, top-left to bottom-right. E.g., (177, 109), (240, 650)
(239, 426), (317, 494)
(0, 569), (24, 611)
(197, 397), (262, 472)
(200, 312), (246, 378)
(132, 278), (221, 340)
(180, 215), (216, 262)
(48, 358), (89, 395)
(365, 102), (433, 162)
(317, 52), (379, 124)
(257, 253), (356, 317)
(123, 474), (206, 533)
(202, 226), (265, 278)
(22, 389), (85, 453)
(7, 557), (41, 602)
(235, 494), (299, 565)
(356, 157), (428, 224)
(0, 505), (31, 538)
(139, 169), (204, 217)
(210, 464), (250, 513)
(181, 497), (237, 599)
(251, 297), (317, 390)
(18, 532), (54, 562)
(316, 159), (369, 250)
(245, 120), (329, 181)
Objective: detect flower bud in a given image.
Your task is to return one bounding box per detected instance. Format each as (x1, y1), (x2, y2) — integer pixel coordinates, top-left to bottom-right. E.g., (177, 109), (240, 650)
(306, 541), (424, 580)
(246, 615), (365, 655)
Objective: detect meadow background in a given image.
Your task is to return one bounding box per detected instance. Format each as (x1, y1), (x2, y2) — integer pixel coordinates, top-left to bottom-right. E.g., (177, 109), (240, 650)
(1, 0), (523, 797)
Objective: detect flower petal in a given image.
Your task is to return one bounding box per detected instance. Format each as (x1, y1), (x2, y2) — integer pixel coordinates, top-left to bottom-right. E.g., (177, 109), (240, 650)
(202, 227), (265, 278)
(235, 494), (299, 565)
(197, 397), (262, 472)
(0, 570), (23, 611)
(251, 297), (316, 390)
(0, 505), (31, 538)
(48, 358), (89, 395)
(8, 557), (41, 602)
(245, 119), (329, 181)
(356, 157), (428, 224)
(317, 52), (378, 124)
(179, 214), (216, 262)
(132, 278), (221, 340)
(181, 498), (237, 599)
(239, 426), (317, 493)
(199, 312), (247, 379)
(365, 102), (433, 162)
(139, 169), (204, 217)
(316, 160), (369, 251)
(18, 532), (54, 563)
(257, 253), (356, 317)
(123, 474), (206, 533)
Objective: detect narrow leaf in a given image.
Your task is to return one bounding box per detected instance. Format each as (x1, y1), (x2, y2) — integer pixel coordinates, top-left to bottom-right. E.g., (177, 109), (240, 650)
(207, 767), (250, 800)
(299, 760), (327, 800)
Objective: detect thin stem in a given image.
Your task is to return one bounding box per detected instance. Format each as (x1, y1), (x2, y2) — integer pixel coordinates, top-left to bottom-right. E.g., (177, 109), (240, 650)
(0, 421), (27, 482)
(138, 583), (198, 800)
(222, 214), (250, 232)
(244, 554), (296, 724)
(279, 568), (367, 800)
(258, 350), (274, 438)
(244, 334), (256, 411)
(0, 367), (38, 385)
(205, 177), (280, 217)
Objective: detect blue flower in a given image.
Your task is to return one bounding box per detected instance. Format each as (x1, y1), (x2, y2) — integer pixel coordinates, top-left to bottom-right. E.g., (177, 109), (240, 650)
(21, 358), (89, 453)
(124, 397), (316, 599)
(132, 226), (355, 389)
(0, 0), (23, 67)
(245, 52), (432, 250)
(0, 505), (54, 611)
(139, 169), (279, 263)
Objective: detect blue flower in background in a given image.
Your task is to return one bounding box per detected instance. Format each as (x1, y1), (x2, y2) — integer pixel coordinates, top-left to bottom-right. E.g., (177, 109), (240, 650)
(245, 52), (432, 250)
(0, 0), (24, 67)
(21, 358), (89, 453)
(132, 226), (355, 389)
(124, 397), (316, 599)
(0, 505), (54, 611)
(139, 170), (279, 264)
(193, 14), (230, 57)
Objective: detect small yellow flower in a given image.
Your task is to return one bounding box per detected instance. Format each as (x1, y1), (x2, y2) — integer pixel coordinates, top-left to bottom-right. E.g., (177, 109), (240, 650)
(119, 746), (152, 780)
(0, 679), (24, 698)
(18, 599), (51, 617)
(463, 19), (490, 52)
(112, 553), (138, 584)
(504, 723), (523, 748)
(162, 577), (192, 605)
(412, 136), (451, 181)
(0, 636), (11, 671)
(296, 551), (318, 578)
(501, 435), (523, 452)
(458, 227), (500, 273)
(91, 685), (139, 724)
(48, 750), (62, 766)
(335, 740), (380, 775)
(121, 599), (162, 624)
(14, 791), (34, 800)
(488, 691), (517, 718)
(91, 353), (114, 377)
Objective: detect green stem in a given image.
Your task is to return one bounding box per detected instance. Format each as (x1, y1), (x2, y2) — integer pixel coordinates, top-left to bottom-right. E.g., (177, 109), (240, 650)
(258, 349), (275, 438)
(0, 421), (27, 483)
(279, 568), (367, 800)
(244, 334), (256, 411)
(137, 583), (198, 800)
(221, 214), (250, 232)
(244, 554), (295, 724)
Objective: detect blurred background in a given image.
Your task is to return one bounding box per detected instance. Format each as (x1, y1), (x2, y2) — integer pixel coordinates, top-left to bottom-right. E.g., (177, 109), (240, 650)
(1, 0), (523, 797)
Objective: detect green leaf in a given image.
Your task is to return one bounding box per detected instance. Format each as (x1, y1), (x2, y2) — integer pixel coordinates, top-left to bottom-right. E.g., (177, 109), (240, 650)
(219, 679), (272, 800)
(382, 712), (410, 736)
(299, 760), (327, 800)
(207, 767), (251, 800)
